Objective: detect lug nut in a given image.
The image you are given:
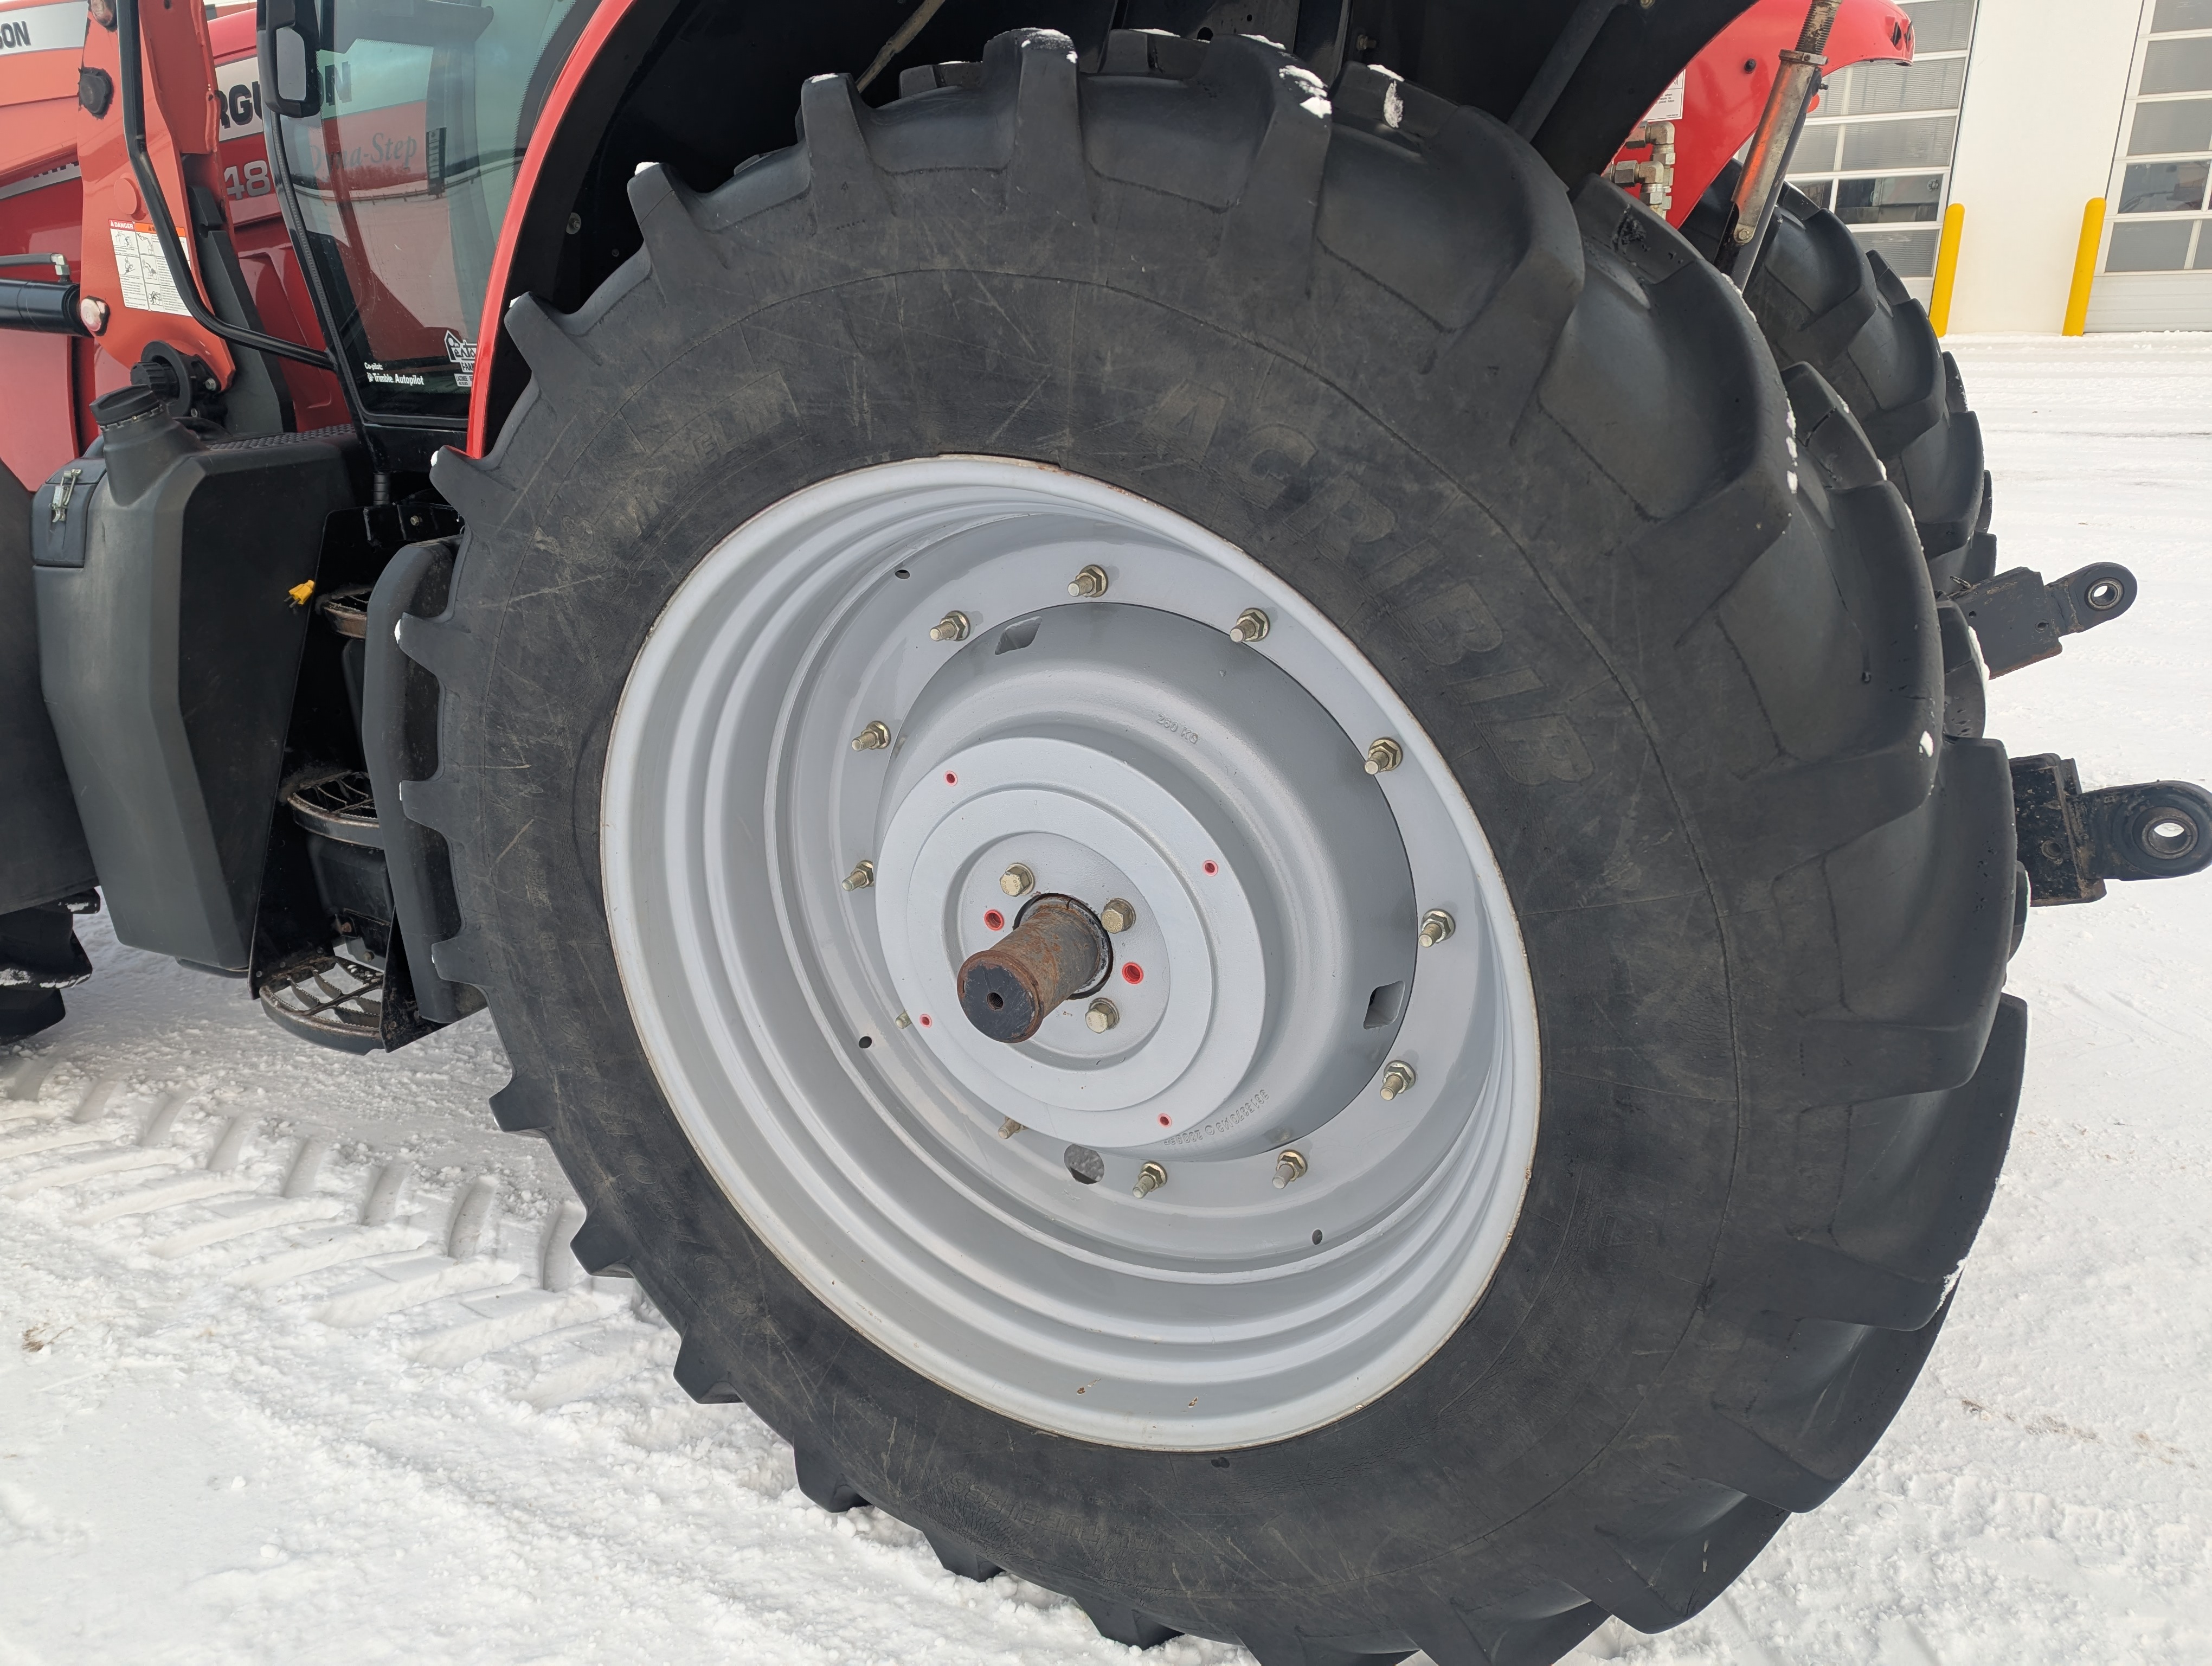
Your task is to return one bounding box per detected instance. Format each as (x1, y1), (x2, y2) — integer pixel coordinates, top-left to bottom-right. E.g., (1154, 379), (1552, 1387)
(999, 863), (1036, 897)
(1364, 738), (1403, 775)
(1068, 563), (1109, 599)
(841, 860), (876, 892)
(1085, 997), (1120, 1033)
(1131, 1161), (1167, 1199)
(1418, 909), (1455, 948)
(998, 1118), (1024, 1138)
(1270, 1149), (1307, 1189)
(1099, 898), (1136, 934)
(929, 611), (970, 642)
(895, 1011), (912, 1029)
(1228, 607), (1270, 644)
(1379, 1060), (1416, 1100)
(850, 720), (891, 752)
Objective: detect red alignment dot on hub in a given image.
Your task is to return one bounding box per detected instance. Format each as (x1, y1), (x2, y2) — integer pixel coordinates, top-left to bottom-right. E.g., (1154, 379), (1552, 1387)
(1121, 963), (1144, 985)
(1203, 861), (1218, 875)
(944, 772), (958, 785)
(1159, 1114), (1172, 1126)
(983, 909), (1005, 932)
(918, 1014), (933, 1027)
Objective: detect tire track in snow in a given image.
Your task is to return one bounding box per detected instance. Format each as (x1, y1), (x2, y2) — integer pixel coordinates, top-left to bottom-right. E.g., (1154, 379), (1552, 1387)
(0, 1042), (1258, 1666)
(0, 1063), (646, 1413)
(0, 1051), (1778, 1666)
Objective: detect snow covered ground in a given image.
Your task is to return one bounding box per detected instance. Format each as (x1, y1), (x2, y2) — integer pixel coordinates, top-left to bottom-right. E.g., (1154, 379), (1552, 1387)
(3, 334), (2210, 1666)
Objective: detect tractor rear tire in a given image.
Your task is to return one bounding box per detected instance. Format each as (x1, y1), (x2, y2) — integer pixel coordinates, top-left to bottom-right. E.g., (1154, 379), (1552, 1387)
(420, 34), (2024, 1664)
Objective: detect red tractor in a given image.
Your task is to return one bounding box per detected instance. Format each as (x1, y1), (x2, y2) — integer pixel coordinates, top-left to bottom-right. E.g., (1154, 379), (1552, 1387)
(2, 1), (2205, 1658)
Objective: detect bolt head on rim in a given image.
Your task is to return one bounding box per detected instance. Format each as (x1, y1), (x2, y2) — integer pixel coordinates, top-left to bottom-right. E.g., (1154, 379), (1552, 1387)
(601, 458), (1539, 1447)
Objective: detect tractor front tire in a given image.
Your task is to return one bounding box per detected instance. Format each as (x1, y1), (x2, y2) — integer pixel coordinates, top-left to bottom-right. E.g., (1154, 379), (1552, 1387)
(1694, 175), (1999, 593)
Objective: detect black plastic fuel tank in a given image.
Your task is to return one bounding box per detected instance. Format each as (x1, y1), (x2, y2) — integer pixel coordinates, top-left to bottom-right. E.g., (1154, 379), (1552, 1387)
(32, 388), (358, 971)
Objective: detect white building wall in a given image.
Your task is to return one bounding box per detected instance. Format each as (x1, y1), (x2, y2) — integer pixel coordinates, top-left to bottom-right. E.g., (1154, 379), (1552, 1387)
(1944, 0), (2142, 332)
(1785, 0), (1978, 312)
(2083, 3), (2212, 330)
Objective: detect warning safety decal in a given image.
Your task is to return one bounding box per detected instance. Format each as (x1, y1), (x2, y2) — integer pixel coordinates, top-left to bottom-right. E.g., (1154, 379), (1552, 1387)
(108, 221), (192, 317)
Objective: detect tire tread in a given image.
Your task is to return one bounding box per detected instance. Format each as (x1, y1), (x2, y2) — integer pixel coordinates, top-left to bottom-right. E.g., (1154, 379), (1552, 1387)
(420, 36), (2027, 1663)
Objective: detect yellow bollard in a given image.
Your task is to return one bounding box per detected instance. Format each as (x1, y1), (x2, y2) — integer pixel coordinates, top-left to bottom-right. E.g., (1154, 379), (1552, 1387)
(1929, 202), (1965, 335)
(2063, 198), (2106, 337)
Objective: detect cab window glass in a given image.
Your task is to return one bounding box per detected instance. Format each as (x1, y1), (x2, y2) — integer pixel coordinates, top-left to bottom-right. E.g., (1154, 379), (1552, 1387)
(278, 0), (581, 421)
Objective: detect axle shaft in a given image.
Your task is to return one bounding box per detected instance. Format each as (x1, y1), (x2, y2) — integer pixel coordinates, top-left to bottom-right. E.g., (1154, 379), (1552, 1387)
(956, 896), (1110, 1043)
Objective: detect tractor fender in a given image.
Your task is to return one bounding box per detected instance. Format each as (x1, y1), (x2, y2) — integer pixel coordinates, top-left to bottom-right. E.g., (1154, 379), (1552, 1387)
(460, 0), (1826, 460)
(462, 0), (685, 462)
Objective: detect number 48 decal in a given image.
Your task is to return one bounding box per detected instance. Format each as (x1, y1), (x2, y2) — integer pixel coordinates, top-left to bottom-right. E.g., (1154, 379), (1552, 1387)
(224, 161), (274, 200)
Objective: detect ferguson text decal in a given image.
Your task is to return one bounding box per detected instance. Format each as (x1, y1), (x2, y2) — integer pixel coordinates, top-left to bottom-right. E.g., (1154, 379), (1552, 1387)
(0, 1), (87, 53)
(215, 55), (263, 139)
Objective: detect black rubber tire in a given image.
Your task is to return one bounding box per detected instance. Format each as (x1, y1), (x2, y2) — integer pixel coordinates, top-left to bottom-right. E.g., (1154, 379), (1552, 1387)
(0, 902), (93, 1041)
(418, 34), (2025, 1665)
(1688, 176), (1998, 594)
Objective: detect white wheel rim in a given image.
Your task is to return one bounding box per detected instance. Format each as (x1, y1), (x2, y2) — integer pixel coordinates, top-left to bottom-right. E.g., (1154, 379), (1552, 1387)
(602, 457), (1540, 1448)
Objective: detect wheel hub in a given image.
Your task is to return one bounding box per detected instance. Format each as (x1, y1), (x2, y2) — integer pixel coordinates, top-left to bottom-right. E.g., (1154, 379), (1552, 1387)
(871, 603), (1413, 1155)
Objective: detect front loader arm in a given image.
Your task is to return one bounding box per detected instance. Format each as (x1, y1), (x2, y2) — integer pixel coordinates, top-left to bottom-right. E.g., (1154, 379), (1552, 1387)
(72, 0), (240, 386)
